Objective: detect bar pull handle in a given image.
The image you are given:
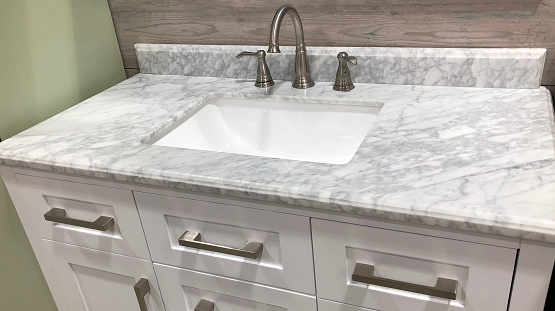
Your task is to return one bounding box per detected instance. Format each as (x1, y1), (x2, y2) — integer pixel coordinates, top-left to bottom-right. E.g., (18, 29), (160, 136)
(352, 263), (458, 300)
(44, 208), (114, 231)
(134, 278), (150, 311)
(178, 231), (263, 259)
(195, 299), (215, 311)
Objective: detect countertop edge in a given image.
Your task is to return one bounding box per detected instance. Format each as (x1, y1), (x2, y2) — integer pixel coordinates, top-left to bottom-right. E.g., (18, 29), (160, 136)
(2, 159), (554, 244)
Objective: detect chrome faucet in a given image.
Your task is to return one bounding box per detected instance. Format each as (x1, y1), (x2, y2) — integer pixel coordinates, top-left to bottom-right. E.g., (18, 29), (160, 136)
(268, 5), (315, 89)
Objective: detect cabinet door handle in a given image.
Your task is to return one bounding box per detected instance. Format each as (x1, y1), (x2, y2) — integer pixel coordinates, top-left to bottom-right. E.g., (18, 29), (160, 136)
(195, 299), (215, 311)
(44, 208), (114, 231)
(352, 263), (458, 300)
(178, 231), (263, 259)
(134, 278), (150, 311)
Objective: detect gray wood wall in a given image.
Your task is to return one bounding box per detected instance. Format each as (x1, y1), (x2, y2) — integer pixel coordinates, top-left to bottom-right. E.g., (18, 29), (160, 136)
(547, 86), (555, 101)
(107, 0), (555, 89)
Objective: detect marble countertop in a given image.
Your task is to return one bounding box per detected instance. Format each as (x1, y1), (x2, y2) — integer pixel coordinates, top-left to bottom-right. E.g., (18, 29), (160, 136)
(1, 74), (554, 242)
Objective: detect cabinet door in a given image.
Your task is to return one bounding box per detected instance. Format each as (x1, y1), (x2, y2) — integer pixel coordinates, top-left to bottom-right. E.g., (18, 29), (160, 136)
(42, 239), (165, 311)
(154, 263), (317, 311)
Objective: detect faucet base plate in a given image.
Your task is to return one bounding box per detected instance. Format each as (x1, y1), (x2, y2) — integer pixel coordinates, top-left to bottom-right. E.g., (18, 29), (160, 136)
(293, 77), (315, 89)
(333, 83), (355, 92)
(255, 80), (275, 88)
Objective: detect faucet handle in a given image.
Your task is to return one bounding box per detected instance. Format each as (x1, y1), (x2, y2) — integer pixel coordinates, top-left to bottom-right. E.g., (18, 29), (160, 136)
(236, 51), (259, 58)
(333, 52), (357, 92)
(236, 50), (275, 88)
(338, 52), (357, 66)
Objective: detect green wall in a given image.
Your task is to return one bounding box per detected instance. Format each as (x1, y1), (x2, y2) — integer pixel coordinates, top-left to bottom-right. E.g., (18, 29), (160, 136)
(0, 0), (126, 310)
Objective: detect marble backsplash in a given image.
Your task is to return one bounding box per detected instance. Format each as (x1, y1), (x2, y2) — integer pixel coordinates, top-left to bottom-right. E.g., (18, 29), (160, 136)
(136, 44), (546, 89)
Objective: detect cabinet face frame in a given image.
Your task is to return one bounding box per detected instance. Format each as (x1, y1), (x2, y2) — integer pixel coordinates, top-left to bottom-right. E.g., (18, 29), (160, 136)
(2, 166), (555, 311)
(508, 241), (555, 311)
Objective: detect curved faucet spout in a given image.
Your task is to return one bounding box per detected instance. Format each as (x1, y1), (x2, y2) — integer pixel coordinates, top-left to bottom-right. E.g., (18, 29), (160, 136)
(268, 5), (314, 89)
(268, 5), (305, 53)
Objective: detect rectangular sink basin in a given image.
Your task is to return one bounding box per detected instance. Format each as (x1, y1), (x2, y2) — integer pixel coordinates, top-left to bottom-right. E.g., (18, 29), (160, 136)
(148, 95), (383, 164)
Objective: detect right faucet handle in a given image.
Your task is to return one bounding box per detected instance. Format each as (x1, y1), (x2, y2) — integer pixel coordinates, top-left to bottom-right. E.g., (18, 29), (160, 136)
(237, 50), (275, 88)
(333, 52), (357, 91)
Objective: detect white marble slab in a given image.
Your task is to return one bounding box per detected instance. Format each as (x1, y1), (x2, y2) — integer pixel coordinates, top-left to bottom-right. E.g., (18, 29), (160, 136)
(0, 74), (554, 242)
(136, 44), (546, 89)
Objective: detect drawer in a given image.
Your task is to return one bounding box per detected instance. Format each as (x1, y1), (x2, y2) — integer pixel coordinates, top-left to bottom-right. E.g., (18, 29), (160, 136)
(154, 263), (317, 311)
(134, 192), (315, 294)
(312, 219), (517, 311)
(15, 174), (150, 259)
(318, 299), (377, 311)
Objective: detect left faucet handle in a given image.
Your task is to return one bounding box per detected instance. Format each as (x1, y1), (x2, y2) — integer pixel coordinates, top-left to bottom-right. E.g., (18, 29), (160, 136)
(236, 50), (275, 88)
(236, 51), (257, 58)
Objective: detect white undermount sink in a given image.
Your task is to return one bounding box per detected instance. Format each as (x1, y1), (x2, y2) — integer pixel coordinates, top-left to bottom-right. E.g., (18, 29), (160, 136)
(148, 94), (383, 164)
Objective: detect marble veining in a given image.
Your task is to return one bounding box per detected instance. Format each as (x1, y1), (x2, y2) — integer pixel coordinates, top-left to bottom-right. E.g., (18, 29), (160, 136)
(136, 44), (546, 89)
(0, 74), (554, 242)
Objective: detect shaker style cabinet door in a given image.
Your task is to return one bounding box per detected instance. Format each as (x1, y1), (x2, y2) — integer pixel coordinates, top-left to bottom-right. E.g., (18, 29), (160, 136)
(42, 239), (165, 311)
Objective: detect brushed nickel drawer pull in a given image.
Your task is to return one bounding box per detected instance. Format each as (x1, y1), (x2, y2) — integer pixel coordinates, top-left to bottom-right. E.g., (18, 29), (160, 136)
(195, 299), (215, 311)
(352, 263), (458, 300)
(178, 231), (263, 259)
(44, 208), (114, 231)
(134, 278), (150, 311)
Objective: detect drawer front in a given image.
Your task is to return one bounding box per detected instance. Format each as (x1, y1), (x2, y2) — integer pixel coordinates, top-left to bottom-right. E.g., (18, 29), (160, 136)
(15, 174), (150, 259)
(318, 299), (377, 311)
(154, 263), (317, 311)
(312, 219), (517, 311)
(42, 239), (164, 311)
(134, 192), (315, 294)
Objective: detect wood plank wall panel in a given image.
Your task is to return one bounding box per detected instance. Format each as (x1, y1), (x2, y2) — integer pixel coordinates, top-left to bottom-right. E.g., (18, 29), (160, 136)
(125, 68), (140, 78)
(547, 85), (555, 101)
(107, 0), (555, 86)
